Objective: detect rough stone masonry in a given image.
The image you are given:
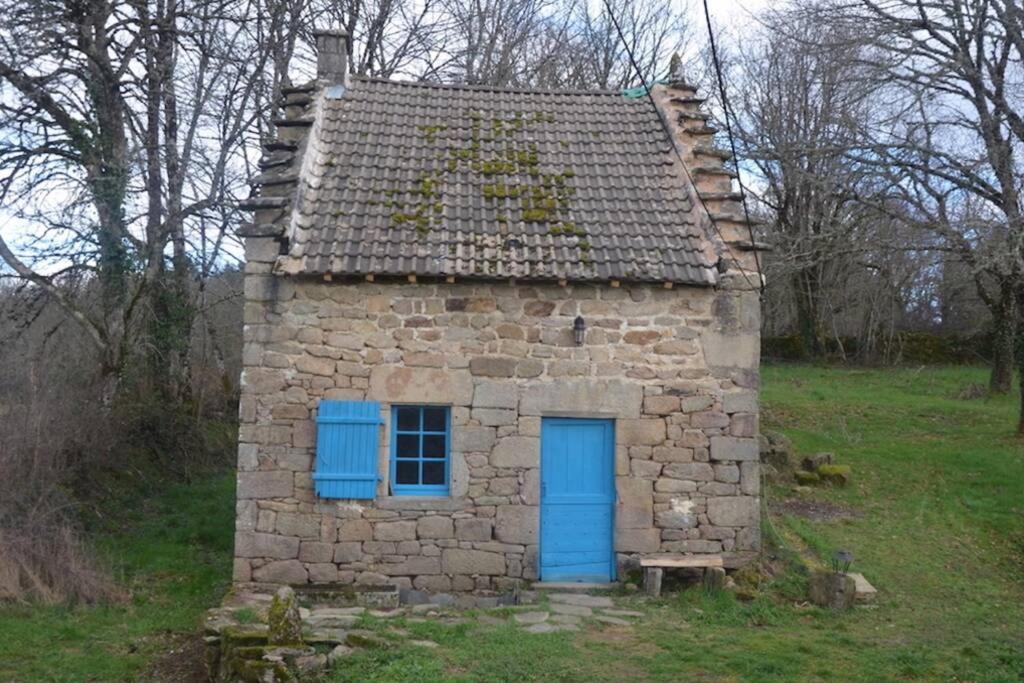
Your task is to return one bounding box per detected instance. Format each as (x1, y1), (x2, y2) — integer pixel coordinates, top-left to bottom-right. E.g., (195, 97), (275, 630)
(233, 276), (761, 592)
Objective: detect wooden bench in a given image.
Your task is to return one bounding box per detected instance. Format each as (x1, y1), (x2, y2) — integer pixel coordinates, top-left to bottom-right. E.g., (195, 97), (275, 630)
(640, 556), (725, 597)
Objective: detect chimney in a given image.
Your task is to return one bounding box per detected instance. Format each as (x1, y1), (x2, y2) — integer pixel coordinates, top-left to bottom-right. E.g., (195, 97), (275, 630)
(313, 30), (350, 85)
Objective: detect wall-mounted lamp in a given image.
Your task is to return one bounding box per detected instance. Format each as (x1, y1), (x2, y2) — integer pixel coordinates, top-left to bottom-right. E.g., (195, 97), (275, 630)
(573, 315), (586, 346)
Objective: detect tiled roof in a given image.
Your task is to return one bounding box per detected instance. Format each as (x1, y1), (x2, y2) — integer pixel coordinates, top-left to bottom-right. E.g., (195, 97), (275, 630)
(282, 77), (718, 285)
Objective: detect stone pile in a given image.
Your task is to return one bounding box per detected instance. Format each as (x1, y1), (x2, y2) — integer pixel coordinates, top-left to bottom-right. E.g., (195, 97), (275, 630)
(793, 452), (852, 487)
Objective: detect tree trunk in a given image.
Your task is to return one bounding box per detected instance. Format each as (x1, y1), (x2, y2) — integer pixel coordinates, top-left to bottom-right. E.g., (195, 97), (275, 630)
(1016, 289), (1024, 437)
(990, 284), (1016, 394)
(793, 269), (824, 357)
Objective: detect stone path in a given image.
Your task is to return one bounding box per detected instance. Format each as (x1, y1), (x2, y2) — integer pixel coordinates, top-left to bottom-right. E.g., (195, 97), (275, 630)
(495, 592), (642, 634)
(206, 588), (646, 680)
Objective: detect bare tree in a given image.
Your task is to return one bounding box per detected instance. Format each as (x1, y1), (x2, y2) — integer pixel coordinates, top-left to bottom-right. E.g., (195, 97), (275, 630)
(0, 0), (283, 402)
(732, 9), (887, 357)
(806, 0), (1024, 404)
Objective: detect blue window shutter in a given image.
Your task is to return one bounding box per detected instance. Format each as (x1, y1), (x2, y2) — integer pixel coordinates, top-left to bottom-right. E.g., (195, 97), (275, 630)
(314, 400), (382, 499)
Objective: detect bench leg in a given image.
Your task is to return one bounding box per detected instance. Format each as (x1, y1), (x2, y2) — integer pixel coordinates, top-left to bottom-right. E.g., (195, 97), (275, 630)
(644, 567), (663, 598)
(703, 566), (726, 592)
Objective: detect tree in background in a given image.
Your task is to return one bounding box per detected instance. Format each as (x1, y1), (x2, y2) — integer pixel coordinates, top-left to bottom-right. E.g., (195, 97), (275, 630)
(0, 0), (291, 405)
(731, 10), (885, 358)
(810, 0), (1024, 399)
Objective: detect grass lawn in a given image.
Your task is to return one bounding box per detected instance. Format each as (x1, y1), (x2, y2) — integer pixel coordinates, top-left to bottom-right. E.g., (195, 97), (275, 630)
(1, 365), (1022, 681)
(0, 474), (235, 682)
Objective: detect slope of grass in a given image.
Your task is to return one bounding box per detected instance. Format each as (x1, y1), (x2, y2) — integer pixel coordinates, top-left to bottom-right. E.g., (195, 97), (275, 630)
(0, 473), (234, 682)
(1, 365), (1022, 682)
(320, 365), (1024, 683)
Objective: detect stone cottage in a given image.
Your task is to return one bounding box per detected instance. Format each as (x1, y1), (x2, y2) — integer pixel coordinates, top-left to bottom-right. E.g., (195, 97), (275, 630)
(233, 30), (763, 592)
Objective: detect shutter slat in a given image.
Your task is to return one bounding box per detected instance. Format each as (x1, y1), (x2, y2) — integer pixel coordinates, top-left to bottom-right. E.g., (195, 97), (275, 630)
(314, 400), (382, 499)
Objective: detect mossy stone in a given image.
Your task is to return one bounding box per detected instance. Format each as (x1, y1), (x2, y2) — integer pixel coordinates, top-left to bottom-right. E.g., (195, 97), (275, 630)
(817, 464), (851, 486)
(345, 631), (389, 649)
(221, 626), (270, 647)
(794, 470), (820, 484)
(234, 658), (296, 682)
(268, 586), (303, 646)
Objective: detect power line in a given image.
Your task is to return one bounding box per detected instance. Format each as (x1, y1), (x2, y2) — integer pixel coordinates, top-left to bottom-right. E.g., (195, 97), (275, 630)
(598, 0), (763, 295)
(701, 0), (765, 295)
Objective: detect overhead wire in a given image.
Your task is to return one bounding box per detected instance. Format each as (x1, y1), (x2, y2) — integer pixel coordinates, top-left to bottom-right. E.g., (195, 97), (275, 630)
(701, 0), (765, 295)
(598, 0), (765, 295)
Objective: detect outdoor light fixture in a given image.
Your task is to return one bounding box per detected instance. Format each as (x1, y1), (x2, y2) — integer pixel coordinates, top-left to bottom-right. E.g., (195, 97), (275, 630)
(573, 316), (586, 346)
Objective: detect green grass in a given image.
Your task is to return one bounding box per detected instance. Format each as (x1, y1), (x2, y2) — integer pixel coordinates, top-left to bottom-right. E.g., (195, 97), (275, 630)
(0, 473), (235, 682)
(2, 365), (1023, 681)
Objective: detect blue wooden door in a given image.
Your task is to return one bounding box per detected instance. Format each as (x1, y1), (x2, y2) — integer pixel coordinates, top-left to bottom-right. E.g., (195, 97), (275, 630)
(540, 418), (615, 582)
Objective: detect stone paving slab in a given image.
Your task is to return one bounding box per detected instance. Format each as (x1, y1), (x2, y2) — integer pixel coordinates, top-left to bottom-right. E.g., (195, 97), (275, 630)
(513, 611), (550, 624)
(594, 615), (631, 626)
(548, 593), (615, 608)
(551, 603), (593, 616)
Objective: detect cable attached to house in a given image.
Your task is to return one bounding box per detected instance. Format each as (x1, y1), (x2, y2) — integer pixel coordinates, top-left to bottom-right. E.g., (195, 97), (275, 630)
(598, 0), (764, 295)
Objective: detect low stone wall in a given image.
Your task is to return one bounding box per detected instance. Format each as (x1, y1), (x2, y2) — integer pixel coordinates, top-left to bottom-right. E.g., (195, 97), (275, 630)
(234, 277), (761, 589)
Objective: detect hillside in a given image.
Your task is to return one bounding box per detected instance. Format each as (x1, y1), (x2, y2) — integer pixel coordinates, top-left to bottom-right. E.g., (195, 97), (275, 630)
(0, 365), (1021, 682)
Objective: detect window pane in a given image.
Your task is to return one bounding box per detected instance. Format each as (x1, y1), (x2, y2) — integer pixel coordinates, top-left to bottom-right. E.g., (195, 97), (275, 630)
(396, 407), (420, 431)
(422, 435), (446, 459)
(396, 434), (419, 458)
(396, 460), (420, 485)
(422, 461), (445, 485)
(422, 407), (447, 432)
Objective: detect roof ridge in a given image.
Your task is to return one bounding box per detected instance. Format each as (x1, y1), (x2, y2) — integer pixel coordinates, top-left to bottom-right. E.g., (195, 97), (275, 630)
(350, 75), (631, 99)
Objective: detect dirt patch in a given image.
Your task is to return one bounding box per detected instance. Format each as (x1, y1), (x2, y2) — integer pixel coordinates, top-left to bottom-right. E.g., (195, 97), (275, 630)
(143, 632), (207, 683)
(578, 622), (663, 657)
(772, 498), (861, 522)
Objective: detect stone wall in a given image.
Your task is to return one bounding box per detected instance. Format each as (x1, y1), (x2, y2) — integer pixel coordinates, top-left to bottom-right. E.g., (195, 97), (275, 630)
(234, 273), (761, 591)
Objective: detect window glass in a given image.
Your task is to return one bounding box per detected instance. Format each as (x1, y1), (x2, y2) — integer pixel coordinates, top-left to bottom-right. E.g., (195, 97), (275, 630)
(423, 407), (447, 431)
(396, 461), (419, 485)
(396, 407), (420, 431)
(422, 435), (446, 458)
(391, 406), (450, 495)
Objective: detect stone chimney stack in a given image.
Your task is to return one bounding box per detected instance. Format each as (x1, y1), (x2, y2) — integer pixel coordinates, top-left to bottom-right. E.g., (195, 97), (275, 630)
(314, 30), (350, 85)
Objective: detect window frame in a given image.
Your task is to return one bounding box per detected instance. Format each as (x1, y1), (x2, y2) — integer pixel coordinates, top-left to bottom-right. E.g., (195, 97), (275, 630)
(389, 404), (451, 496)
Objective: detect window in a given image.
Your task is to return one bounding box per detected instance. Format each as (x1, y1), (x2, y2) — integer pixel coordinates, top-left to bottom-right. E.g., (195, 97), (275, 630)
(390, 405), (450, 496)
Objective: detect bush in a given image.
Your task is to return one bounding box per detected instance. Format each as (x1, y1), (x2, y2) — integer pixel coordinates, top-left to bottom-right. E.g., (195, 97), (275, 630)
(0, 402), (120, 604)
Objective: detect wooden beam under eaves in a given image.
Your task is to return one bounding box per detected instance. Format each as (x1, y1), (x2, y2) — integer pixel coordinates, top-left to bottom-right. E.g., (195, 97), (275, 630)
(365, 274), (375, 282)
(323, 272), (333, 282)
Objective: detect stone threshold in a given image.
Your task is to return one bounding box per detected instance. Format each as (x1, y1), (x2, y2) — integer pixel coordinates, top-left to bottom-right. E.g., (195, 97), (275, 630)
(533, 582), (618, 591)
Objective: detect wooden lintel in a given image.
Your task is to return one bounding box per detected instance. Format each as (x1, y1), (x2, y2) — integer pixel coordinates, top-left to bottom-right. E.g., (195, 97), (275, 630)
(365, 274), (375, 282)
(610, 279), (621, 288)
(407, 274), (417, 283)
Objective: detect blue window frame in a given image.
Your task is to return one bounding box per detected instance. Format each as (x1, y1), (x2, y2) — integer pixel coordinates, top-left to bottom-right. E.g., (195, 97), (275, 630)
(390, 405), (450, 496)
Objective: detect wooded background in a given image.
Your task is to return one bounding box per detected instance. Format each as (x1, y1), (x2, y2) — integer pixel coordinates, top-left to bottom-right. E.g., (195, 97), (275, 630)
(1, 0), (1022, 601)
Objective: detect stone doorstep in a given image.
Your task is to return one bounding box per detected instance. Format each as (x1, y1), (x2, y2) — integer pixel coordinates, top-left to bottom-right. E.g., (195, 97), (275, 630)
(533, 581), (618, 591)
